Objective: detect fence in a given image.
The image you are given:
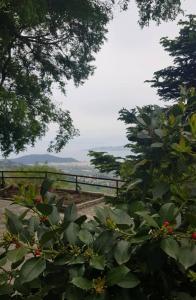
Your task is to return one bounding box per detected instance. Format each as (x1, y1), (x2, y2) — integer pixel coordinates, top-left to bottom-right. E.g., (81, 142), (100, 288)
(0, 170), (126, 196)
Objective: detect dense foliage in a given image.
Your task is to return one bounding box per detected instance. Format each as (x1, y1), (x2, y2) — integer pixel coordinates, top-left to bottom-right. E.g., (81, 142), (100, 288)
(147, 15), (196, 102)
(88, 151), (122, 176)
(0, 88), (195, 299)
(0, 0), (186, 156)
(0, 2), (195, 299)
(91, 88), (196, 195)
(0, 0), (110, 156)
(119, 87), (196, 201)
(135, 0), (182, 27)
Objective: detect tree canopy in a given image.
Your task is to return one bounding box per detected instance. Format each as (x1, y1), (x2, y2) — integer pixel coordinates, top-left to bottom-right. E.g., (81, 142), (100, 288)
(0, 0), (186, 156)
(0, 0), (111, 156)
(135, 0), (182, 27)
(88, 150), (122, 176)
(147, 15), (196, 101)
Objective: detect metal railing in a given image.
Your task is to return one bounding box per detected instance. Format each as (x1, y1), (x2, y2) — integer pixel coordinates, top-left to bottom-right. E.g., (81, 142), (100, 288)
(0, 170), (126, 196)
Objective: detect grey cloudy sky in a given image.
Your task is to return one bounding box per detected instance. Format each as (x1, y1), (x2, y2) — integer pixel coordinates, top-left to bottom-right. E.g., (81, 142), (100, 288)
(12, 0), (196, 159)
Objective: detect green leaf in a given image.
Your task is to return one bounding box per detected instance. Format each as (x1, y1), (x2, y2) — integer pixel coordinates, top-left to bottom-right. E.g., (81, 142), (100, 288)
(48, 206), (60, 225)
(26, 294), (43, 300)
(78, 229), (93, 245)
(19, 209), (31, 220)
(151, 142), (163, 148)
(64, 222), (79, 244)
(36, 203), (53, 216)
(90, 255), (105, 270)
(95, 207), (108, 224)
(28, 216), (39, 235)
(174, 292), (196, 300)
(186, 212), (196, 227)
(7, 247), (28, 263)
(128, 201), (145, 215)
(110, 209), (134, 226)
(107, 265), (130, 286)
(82, 220), (97, 232)
(20, 258), (46, 283)
(137, 131), (151, 139)
(189, 113), (196, 137)
(75, 215), (87, 225)
(94, 230), (115, 254)
(69, 265), (85, 279)
(159, 203), (178, 222)
(136, 116), (146, 126)
(117, 272), (140, 288)
(54, 254), (69, 266)
(71, 277), (92, 290)
(178, 246), (196, 270)
(65, 286), (83, 300)
(162, 239), (196, 269)
(172, 137), (191, 153)
(0, 284), (13, 295)
(160, 238), (179, 260)
(136, 211), (159, 228)
(126, 179), (142, 191)
(0, 257), (7, 267)
(40, 230), (57, 246)
(154, 128), (165, 138)
(114, 240), (131, 265)
(132, 159), (148, 173)
(11, 257), (25, 269)
(64, 204), (78, 222)
(152, 183), (169, 200)
(5, 209), (23, 235)
(68, 256), (85, 265)
(40, 178), (54, 198)
(0, 272), (9, 284)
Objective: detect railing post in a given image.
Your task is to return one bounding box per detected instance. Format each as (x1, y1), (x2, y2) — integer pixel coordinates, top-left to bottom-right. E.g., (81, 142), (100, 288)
(75, 175), (78, 192)
(116, 180), (119, 197)
(1, 171), (5, 188)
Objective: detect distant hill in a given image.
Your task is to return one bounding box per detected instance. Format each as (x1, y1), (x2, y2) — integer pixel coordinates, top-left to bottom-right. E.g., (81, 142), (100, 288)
(89, 146), (126, 152)
(8, 154), (78, 165)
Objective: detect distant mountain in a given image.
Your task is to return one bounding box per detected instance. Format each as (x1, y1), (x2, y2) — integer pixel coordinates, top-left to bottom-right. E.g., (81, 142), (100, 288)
(8, 154), (78, 165)
(89, 146), (126, 152)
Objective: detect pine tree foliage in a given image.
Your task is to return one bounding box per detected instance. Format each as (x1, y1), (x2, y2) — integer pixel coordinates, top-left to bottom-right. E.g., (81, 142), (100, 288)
(147, 15), (196, 101)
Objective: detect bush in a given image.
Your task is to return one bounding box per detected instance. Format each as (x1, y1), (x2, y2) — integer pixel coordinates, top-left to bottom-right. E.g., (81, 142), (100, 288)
(0, 89), (195, 299)
(0, 182), (195, 299)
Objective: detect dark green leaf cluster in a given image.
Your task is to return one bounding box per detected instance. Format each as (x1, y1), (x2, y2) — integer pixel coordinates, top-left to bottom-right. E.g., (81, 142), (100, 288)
(0, 87), (78, 156)
(0, 90), (195, 298)
(0, 0), (111, 88)
(88, 151), (123, 176)
(135, 0), (182, 27)
(0, 171), (195, 299)
(118, 88), (196, 204)
(147, 15), (196, 101)
(0, 0), (111, 156)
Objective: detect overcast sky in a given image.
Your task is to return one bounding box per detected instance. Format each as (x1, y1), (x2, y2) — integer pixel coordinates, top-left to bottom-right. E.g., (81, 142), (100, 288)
(10, 0), (196, 159)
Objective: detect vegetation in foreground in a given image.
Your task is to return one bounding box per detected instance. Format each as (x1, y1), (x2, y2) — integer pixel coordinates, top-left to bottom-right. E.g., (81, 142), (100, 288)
(0, 5), (195, 300)
(0, 88), (195, 299)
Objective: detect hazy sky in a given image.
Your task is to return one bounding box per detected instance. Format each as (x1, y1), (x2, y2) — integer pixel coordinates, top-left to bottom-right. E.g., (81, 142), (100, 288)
(10, 0), (196, 159)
